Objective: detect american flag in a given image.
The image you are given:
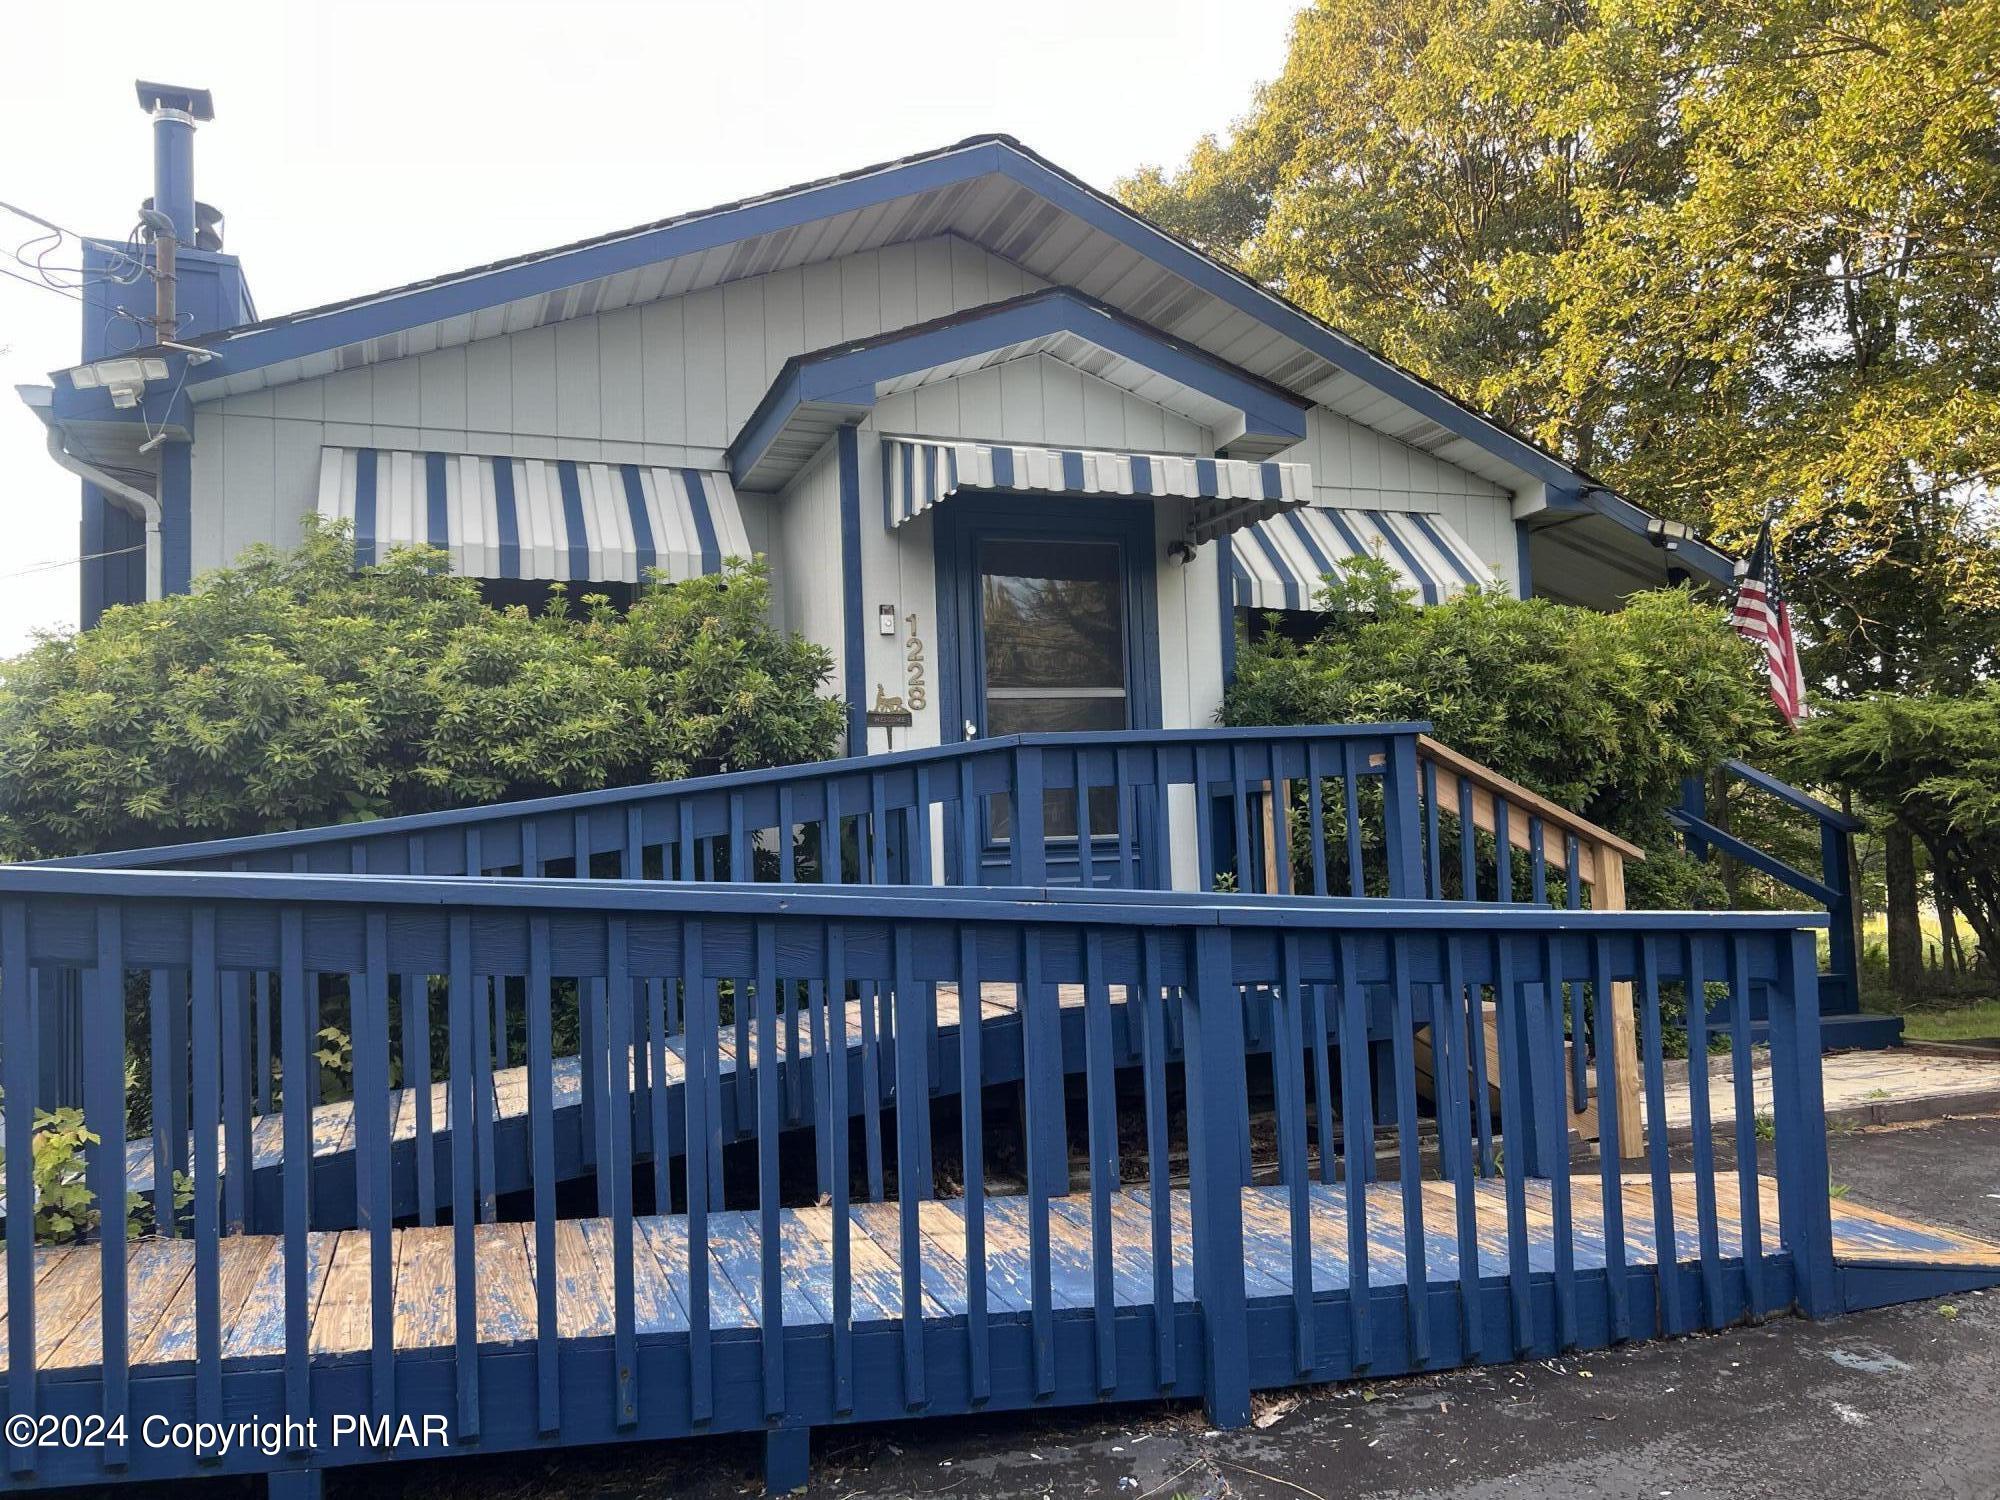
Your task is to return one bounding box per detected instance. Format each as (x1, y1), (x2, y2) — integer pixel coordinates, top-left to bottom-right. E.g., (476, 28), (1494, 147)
(1732, 520), (1808, 726)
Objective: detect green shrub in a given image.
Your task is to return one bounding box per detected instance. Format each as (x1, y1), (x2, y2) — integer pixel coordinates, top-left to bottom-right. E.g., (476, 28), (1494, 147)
(0, 518), (844, 859)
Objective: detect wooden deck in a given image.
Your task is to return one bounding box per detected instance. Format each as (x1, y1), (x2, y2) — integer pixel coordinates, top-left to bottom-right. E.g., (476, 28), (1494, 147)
(11, 1175), (1996, 1374)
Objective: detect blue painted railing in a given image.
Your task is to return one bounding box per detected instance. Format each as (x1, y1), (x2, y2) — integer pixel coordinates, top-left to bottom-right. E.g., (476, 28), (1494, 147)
(0, 865), (1833, 1495)
(1673, 760), (1889, 1045)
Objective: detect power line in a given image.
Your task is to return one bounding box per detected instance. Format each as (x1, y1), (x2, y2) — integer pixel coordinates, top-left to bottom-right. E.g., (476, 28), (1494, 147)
(0, 544), (145, 583)
(0, 261), (85, 303)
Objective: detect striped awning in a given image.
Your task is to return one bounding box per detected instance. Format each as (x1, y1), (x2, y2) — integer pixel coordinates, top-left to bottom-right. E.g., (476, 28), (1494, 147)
(882, 438), (1309, 546)
(315, 447), (752, 584)
(1233, 506), (1499, 611)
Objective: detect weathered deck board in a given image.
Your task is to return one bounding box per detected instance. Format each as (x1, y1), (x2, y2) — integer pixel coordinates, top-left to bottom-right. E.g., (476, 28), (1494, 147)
(11, 1175), (1992, 1374)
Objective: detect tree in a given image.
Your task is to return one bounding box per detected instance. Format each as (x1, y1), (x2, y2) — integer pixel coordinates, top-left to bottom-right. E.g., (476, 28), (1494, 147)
(1125, 0), (2000, 969)
(1787, 687), (2000, 983)
(1224, 561), (1773, 905)
(0, 519), (844, 860)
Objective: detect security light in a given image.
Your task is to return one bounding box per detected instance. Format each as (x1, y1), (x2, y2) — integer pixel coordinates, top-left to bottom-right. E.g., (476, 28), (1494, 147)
(66, 356), (170, 409)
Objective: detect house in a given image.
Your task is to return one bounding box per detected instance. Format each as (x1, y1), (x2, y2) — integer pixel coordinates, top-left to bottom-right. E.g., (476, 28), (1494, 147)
(22, 84), (1734, 767)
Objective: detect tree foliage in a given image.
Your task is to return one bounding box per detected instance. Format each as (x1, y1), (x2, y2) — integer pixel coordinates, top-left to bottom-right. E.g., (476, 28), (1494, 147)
(1786, 687), (2000, 978)
(0, 519), (844, 859)
(1121, 0), (2000, 692)
(1224, 561), (1772, 904)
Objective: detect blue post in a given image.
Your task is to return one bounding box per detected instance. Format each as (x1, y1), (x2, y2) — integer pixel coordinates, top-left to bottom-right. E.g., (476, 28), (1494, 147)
(1679, 776), (1709, 860)
(1769, 930), (1838, 1317)
(1380, 734), (1426, 899)
(1183, 926), (1250, 1428)
(765, 1427), (811, 1494)
(1820, 822), (1857, 1016)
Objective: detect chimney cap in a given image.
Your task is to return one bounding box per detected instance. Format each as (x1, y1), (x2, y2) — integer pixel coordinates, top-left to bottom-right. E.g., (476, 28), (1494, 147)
(135, 80), (214, 121)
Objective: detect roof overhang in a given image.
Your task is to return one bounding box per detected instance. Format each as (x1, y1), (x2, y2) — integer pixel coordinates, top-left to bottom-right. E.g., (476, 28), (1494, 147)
(728, 288), (1309, 490)
(112, 132), (1729, 583)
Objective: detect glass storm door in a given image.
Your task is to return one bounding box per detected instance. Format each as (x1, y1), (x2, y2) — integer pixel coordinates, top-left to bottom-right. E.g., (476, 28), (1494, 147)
(977, 536), (1126, 838)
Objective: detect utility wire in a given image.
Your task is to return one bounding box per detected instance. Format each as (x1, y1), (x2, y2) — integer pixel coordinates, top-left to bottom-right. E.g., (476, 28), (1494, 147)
(0, 544), (145, 582)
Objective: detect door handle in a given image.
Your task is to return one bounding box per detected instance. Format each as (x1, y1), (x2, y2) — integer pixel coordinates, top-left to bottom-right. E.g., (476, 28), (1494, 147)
(964, 719), (979, 741)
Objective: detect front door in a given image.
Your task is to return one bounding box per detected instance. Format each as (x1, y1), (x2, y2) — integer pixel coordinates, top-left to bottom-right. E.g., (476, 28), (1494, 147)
(937, 496), (1161, 856)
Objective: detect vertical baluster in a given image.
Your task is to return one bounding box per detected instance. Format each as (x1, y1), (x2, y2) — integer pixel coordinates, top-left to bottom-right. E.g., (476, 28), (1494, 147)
(1185, 925), (1251, 1428)
(86, 905), (127, 1467)
(1727, 935), (1765, 1319)
(1590, 935), (1630, 1342)
(1306, 741), (1329, 897)
(280, 909), (313, 1436)
(958, 926), (990, 1402)
(147, 970), (180, 1241)
(808, 971), (832, 1204)
(1270, 745), (1294, 897)
(1457, 778), (1477, 901)
(857, 949), (885, 1202)
(221, 968), (251, 1235)
(683, 919), (714, 1426)
(1468, 973), (1497, 1180)
(447, 912), (481, 1438)
(955, 763), (979, 888)
(1114, 750), (1137, 890)
(1070, 750), (1090, 887)
(360, 915), (395, 1425)
(1683, 936), (1724, 1328)
(407, 836), (437, 1228)
(755, 922), (788, 1417)
(608, 920), (638, 1428)
(1335, 934), (1373, 1369)
(778, 786), (797, 884)
(1139, 931), (1175, 1388)
(1083, 931), (1119, 1392)
(190, 909), (223, 1438)
(890, 923), (928, 1408)
(1771, 930), (1837, 1318)
(1340, 741), (1365, 896)
(1423, 757), (1442, 900)
(649, 976), (672, 1213)
(1193, 748), (1216, 893)
(1228, 745), (1253, 892)
(1637, 938), (1683, 1337)
(1389, 937), (1430, 1366)
(1493, 800), (1512, 902)
(254, 971), (273, 1117)
(729, 792), (748, 883)
(1537, 936), (1577, 1350)
(574, 814), (602, 1188)
(1565, 834), (1583, 910)
(1491, 935), (1533, 1355)
(1275, 934), (1314, 1375)
(1436, 937), (1483, 1362)
(826, 923), (853, 1415)
(1529, 815), (1547, 906)
(1307, 971), (1338, 1187)
(527, 914), (560, 1434)
(1020, 925), (1056, 1397)
(3, 902), (38, 1475)
(913, 769), (939, 1092)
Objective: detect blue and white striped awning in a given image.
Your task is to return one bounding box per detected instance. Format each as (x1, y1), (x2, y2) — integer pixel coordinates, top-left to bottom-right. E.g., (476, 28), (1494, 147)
(1233, 506), (1499, 610)
(882, 438), (1309, 545)
(315, 447), (752, 583)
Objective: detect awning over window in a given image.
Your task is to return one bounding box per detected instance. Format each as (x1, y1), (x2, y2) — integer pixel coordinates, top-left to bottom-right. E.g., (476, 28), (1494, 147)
(1233, 505), (1499, 610)
(882, 438), (1310, 546)
(315, 447), (752, 584)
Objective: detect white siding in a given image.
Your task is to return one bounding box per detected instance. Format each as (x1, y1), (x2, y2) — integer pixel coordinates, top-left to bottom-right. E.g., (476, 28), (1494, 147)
(872, 354), (1214, 455)
(774, 440), (846, 699)
(189, 237), (1046, 573)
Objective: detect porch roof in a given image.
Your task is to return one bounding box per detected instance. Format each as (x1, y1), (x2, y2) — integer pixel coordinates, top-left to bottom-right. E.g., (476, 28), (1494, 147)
(314, 445), (752, 584)
(728, 288), (1312, 491)
(881, 437), (1310, 546)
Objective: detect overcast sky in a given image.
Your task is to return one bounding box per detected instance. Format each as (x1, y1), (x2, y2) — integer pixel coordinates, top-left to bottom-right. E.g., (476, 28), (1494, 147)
(0, 0), (1296, 656)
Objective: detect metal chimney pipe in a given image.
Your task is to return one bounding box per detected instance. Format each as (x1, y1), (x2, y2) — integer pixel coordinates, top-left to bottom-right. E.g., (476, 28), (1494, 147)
(134, 82), (213, 247)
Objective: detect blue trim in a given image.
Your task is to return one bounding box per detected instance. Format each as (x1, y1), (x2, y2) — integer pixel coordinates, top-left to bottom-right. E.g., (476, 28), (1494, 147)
(1241, 526), (1303, 611)
(727, 288), (1311, 485)
(1284, 510), (1338, 591)
(352, 448), (378, 568)
(1259, 463), (1282, 502)
(1061, 451), (1086, 491)
(492, 458), (522, 579)
(1217, 534), (1237, 687)
(837, 428), (866, 753)
(1514, 522), (1535, 600)
(425, 452), (450, 549)
(555, 461), (590, 581)
(989, 447), (1015, 490)
(679, 469), (723, 573)
(620, 465), (657, 579)
(1130, 456), (1153, 496)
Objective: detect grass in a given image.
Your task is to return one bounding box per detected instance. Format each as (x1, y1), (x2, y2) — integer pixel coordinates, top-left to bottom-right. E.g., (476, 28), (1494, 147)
(1898, 998), (2000, 1044)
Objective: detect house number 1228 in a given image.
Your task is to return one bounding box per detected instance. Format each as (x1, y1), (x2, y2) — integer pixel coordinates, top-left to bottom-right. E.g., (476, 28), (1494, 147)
(903, 614), (928, 710)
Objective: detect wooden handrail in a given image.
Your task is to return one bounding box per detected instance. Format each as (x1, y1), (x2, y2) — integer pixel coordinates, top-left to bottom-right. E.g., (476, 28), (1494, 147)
(1416, 734), (1646, 881)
